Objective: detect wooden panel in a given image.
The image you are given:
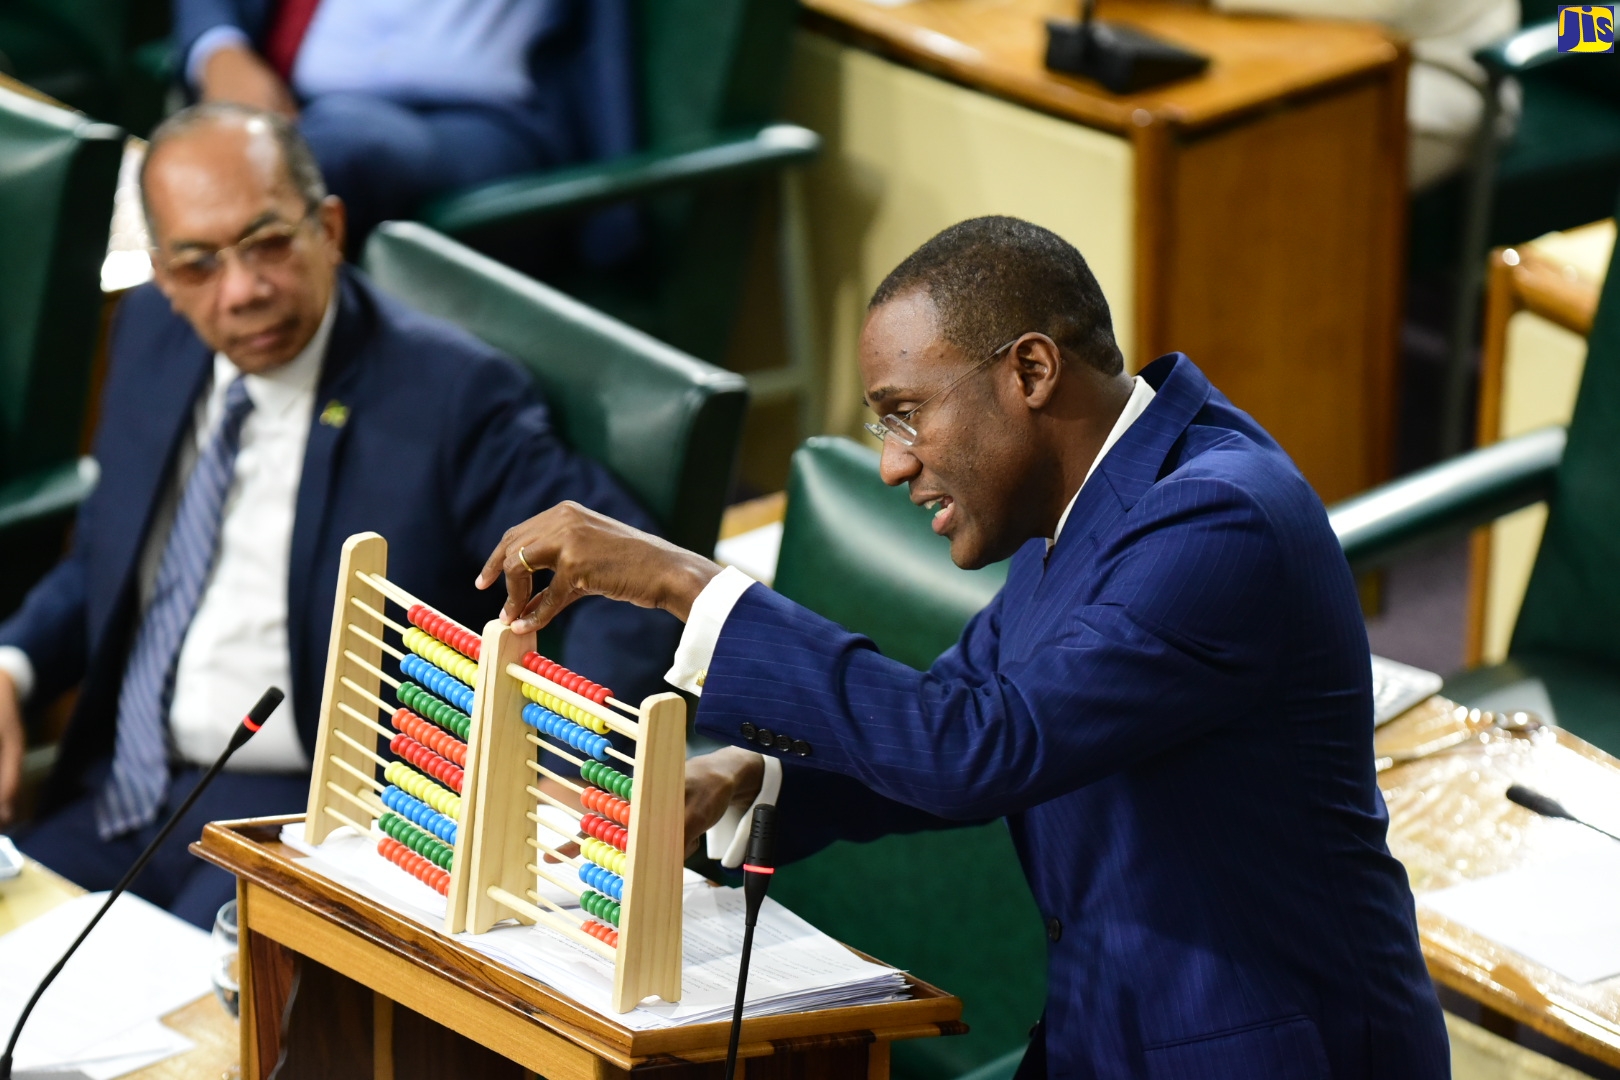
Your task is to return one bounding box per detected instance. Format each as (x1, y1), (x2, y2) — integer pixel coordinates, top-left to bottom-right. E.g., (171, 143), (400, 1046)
(614, 692), (688, 1011)
(799, 0), (1399, 135)
(465, 621), (539, 935)
(240, 881), (297, 1080)
(1154, 76), (1402, 502)
(391, 996), (528, 1080)
(268, 957), (375, 1080)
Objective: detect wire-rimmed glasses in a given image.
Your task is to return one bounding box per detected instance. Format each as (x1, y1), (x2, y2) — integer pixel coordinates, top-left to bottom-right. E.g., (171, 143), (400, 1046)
(863, 337), (1020, 447)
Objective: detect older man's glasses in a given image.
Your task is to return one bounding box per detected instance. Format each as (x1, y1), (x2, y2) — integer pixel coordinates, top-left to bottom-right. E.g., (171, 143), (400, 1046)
(864, 337), (1019, 447)
(159, 209), (315, 288)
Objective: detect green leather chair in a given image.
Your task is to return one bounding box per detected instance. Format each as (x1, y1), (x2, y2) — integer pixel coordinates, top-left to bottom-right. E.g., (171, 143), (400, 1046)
(761, 437), (1041, 1080)
(1331, 182), (1620, 751)
(0, 83), (122, 621)
(1429, 0), (1620, 451)
(0, 0), (170, 133)
(361, 221), (749, 559)
(417, 0), (820, 383)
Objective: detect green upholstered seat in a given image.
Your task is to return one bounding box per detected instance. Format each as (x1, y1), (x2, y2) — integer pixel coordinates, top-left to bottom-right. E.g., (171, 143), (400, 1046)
(0, 0), (170, 133)
(763, 437), (1039, 1080)
(1333, 184), (1620, 754)
(417, 0), (818, 369)
(361, 221), (749, 559)
(0, 83), (121, 621)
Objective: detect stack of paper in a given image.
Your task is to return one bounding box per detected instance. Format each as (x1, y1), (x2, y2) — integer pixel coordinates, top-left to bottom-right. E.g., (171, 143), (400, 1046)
(283, 822), (910, 1027)
(0, 892), (215, 1078)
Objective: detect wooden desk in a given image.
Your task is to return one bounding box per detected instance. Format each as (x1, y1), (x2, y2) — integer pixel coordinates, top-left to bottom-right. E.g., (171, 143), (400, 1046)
(195, 816), (963, 1079)
(1377, 697), (1620, 1067)
(0, 858), (240, 1079)
(787, 0), (1406, 504)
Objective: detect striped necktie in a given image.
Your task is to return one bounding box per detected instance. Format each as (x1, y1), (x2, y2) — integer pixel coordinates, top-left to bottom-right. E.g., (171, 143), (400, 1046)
(96, 376), (256, 839)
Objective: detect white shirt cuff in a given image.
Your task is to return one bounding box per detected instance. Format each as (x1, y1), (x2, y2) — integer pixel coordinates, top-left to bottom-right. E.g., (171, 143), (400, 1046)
(663, 565), (756, 697)
(186, 26), (253, 90)
(705, 755), (783, 868)
(0, 646), (35, 704)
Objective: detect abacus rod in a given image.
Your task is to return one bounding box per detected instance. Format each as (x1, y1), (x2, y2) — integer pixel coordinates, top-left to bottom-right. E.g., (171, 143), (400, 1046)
(524, 733), (587, 768)
(606, 744), (637, 768)
(603, 696), (641, 718)
(322, 803), (373, 837)
(523, 887), (594, 930)
(528, 784), (585, 822)
(354, 570), (424, 614)
(344, 650), (403, 689)
(337, 701), (396, 741)
(330, 755), (386, 793)
(526, 760), (586, 796)
(333, 728), (390, 769)
(526, 834), (583, 868)
(327, 780), (383, 818)
(526, 862), (587, 898)
(340, 676), (394, 715)
(487, 886), (615, 959)
(351, 596), (410, 637)
(347, 620), (406, 659)
(505, 663), (643, 736)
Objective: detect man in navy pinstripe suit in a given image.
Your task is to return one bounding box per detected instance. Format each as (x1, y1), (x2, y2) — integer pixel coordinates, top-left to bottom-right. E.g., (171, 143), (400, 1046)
(478, 218), (1450, 1078)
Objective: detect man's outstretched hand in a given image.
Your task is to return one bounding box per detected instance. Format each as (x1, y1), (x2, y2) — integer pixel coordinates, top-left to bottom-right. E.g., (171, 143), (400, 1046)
(684, 747), (766, 858)
(476, 502), (722, 633)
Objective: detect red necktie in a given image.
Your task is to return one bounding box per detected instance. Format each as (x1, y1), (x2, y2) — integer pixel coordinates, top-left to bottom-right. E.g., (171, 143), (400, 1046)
(264, 0), (322, 80)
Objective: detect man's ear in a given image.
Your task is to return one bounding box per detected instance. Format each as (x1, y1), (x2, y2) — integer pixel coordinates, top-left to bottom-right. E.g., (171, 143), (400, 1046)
(318, 194), (346, 262)
(1015, 333), (1062, 410)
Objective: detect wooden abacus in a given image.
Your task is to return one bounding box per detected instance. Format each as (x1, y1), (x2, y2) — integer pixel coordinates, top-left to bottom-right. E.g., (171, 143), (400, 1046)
(303, 532), (687, 1012)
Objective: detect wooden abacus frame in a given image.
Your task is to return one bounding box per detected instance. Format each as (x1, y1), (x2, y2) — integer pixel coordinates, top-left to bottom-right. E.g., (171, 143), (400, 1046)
(303, 532), (687, 1012)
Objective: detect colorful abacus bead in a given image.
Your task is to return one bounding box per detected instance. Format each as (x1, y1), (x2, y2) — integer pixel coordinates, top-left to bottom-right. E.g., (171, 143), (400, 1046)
(390, 732), (465, 794)
(578, 860), (624, 901)
(397, 682), (471, 741)
(580, 785), (631, 826)
(521, 702), (611, 760)
(579, 889), (622, 927)
(379, 836), (450, 894)
(580, 760), (633, 800)
(406, 604), (482, 661)
(581, 919), (619, 948)
(520, 651), (613, 705)
(391, 708), (467, 766)
(579, 812), (629, 851)
(384, 760), (462, 819)
(400, 654), (475, 712)
(381, 786), (459, 845)
(580, 836), (628, 876)
(379, 812), (454, 870)
(519, 681), (610, 735)
(402, 628), (479, 686)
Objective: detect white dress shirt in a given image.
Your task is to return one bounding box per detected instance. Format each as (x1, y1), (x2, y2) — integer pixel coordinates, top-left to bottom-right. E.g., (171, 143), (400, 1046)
(0, 299), (335, 773)
(675, 375), (1156, 864)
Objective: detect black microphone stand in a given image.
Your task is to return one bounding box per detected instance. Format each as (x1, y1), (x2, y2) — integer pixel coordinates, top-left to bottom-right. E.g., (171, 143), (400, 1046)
(723, 803), (777, 1080)
(0, 687), (284, 1080)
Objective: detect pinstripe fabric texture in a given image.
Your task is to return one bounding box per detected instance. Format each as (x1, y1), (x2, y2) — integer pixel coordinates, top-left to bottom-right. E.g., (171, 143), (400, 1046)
(95, 377), (254, 838)
(697, 356), (1449, 1079)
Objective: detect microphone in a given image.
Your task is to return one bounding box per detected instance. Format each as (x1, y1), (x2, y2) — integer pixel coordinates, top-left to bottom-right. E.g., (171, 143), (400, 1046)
(0, 687), (284, 1080)
(724, 803), (778, 1080)
(1506, 783), (1620, 844)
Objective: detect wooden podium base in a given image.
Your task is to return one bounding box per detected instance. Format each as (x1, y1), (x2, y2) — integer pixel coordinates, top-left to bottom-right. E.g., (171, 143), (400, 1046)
(194, 816), (965, 1079)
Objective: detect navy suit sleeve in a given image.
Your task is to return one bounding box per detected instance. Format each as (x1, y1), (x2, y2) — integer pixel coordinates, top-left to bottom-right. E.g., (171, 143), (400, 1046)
(695, 476), (1284, 820)
(174, 0), (266, 71)
(438, 353), (681, 702)
(0, 545), (89, 718)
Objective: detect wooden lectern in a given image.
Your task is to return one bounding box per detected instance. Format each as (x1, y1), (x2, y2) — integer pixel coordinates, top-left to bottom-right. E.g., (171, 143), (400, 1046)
(195, 816), (964, 1078)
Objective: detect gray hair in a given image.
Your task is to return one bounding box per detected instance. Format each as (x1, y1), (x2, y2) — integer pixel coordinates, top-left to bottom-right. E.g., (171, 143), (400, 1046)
(141, 102), (326, 233)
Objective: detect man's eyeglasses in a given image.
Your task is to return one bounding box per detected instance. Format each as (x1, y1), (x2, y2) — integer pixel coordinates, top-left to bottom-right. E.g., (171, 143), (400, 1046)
(864, 337), (1020, 447)
(158, 207), (316, 288)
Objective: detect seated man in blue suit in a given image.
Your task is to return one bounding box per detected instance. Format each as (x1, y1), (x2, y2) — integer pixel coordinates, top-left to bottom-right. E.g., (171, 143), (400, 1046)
(178, 0), (634, 249)
(0, 102), (677, 927)
(476, 218), (1450, 1078)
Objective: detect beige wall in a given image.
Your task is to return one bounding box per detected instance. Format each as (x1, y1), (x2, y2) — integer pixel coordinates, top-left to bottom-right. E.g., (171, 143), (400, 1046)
(784, 31), (1135, 439)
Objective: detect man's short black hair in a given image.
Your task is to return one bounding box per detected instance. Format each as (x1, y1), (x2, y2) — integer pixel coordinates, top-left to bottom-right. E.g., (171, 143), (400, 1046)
(141, 102), (327, 233)
(870, 216), (1123, 375)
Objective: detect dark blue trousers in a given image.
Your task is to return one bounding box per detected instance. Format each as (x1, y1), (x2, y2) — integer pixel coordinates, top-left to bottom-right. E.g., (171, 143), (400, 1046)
(15, 766), (307, 929)
(298, 94), (567, 250)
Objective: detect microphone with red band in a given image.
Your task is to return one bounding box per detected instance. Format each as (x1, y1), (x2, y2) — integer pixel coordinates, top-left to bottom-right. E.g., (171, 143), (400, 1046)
(1, 686), (285, 1080)
(724, 803), (778, 1080)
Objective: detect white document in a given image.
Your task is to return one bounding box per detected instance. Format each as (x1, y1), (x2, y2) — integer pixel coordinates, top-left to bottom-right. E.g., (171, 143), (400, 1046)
(0, 892), (211, 1075)
(1421, 844), (1620, 984)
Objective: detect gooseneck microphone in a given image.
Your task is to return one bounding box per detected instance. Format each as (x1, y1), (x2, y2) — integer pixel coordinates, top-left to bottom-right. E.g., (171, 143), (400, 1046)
(0, 687), (284, 1080)
(1506, 783), (1620, 844)
(724, 803), (778, 1080)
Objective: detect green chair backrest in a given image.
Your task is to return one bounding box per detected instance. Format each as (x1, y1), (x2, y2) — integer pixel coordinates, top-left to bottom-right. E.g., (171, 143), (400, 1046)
(1512, 188), (1620, 668)
(767, 437), (1041, 1079)
(361, 221), (749, 556)
(0, 84), (121, 486)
